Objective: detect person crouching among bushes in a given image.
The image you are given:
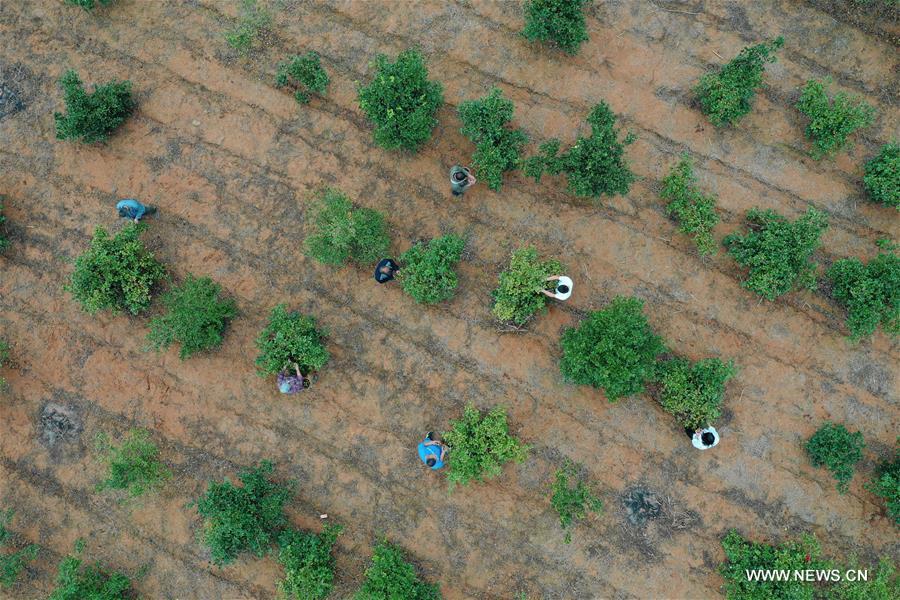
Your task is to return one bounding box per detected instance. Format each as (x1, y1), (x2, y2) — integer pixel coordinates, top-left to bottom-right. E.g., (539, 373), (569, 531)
(417, 431), (448, 470)
(541, 275), (573, 301)
(374, 258), (400, 283)
(450, 165), (476, 196)
(116, 198), (156, 223)
(687, 426), (720, 450)
(277, 362), (311, 394)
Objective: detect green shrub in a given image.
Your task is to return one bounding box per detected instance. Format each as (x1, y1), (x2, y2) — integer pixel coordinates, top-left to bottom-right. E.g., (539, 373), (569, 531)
(660, 156), (720, 255)
(64, 0), (113, 11)
(146, 275), (237, 359)
(550, 460), (602, 544)
(0, 201), (9, 252)
(863, 142), (899, 209)
(354, 540), (440, 600)
(827, 242), (899, 340)
(255, 305), (330, 377)
(193, 461), (292, 566)
(66, 224), (167, 315)
(867, 440), (899, 526)
(397, 234), (465, 305)
(275, 51), (329, 104)
(524, 101), (635, 200)
(806, 422), (865, 493)
(224, 0), (272, 55)
(458, 88), (528, 191)
(357, 49), (444, 152)
(719, 530), (823, 600)
(54, 70), (133, 144)
(304, 188), (390, 266)
(491, 246), (563, 325)
(559, 296), (666, 401)
(796, 78), (875, 159)
(0, 339), (9, 391)
(277, 524), (342, 600)
(828, 557), (899, 600)
(95, 429), (172, 499)
(694, 37), (784, 127)
(48, 539), (132, 600)
(724, 207), (828, 300)
(656, 357), (736, 430)
(522, 0), (591, 55)
(0, 509), (39, 589)
(443, 404), (529, 488)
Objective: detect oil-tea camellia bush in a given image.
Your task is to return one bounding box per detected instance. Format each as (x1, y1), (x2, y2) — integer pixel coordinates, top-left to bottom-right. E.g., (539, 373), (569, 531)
(796, 78), (875, 159)
(805, 422), (865, 493)
(826, 241), (899, 340)
(458, 88), (528, 191)
(0, 510), (39, 589)
(655, 356), (736, 430)
(550, 459), (602, 544)
(867, 440), (900, 526)
(443, 404), (529, 488)
(255, 304), (330, 377)
(492, 246), (563, 326)
(660, 156), (720, 256)
(47, 539), (133, 600)
(719, 530), (824, 600)
(522, 0), (591, 55)
(277, 524), (342, 600)
(304, 188), (390, 266)
(54, 70), (134, 143)
(397, 234), (466, 304)
(64, 0), (113, 11)
(0, 200), (8, 252)
(357, 49), (444, 152)
(864, 142), (899, 209)
(275, 51), (330, 105)
(354, 540), (440, 600)
(94, 429), (171, 499)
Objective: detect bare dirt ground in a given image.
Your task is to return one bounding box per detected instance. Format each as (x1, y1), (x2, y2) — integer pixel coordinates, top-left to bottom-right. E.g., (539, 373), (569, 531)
(0, 1), (897, 598)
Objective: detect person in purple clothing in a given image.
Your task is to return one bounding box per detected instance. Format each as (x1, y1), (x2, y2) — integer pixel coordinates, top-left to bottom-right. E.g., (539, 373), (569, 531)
(417, 431), (448, 470)
(277, 363), (310, 394)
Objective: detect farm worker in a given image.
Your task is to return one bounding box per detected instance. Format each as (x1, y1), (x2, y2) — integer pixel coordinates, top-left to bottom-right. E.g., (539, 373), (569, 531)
(541, 275), (573, 301)
(417, 432), (448, 470)
(374, 258), (399, 283)
(116, 198), (156, 223)
(687, 426), (720, 450)
(450, 165), (476, 196)
(277, 363), (310, 394)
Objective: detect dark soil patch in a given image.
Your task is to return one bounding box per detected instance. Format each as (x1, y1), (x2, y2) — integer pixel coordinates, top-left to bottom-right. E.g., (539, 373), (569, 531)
(38, 402), (83, 450)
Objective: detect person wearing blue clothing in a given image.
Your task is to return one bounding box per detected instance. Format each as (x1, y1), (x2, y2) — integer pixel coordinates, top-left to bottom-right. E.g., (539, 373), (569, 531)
(116, 199), (157, 223)
(417, 431), (448, 470)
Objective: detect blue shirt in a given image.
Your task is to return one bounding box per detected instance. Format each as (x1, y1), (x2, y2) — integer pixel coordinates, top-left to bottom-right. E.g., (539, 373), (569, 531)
(116, 199), (146, 220)
(417, 442), (444, 470)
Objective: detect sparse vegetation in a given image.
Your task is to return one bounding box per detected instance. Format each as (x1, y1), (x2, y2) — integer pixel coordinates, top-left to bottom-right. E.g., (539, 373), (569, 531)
(47, 539), (133, 600)
(524, 101), (635, 200)
(146, 275), (237, 359)
(660, 156), (720, 255)
(0, 510), (39, 589)
(357, 49), (444, 152)
(193, 461), (292, 566)
(255, 304), (330, 377)
(354, 540), (441, 600)
(443, 404), (529, 488)
(491, 246), (563, 326)
(0, 200), (9, 252)
(559, 296), (666, 401)
(54, 70), (134, 143)
(724, 207), (829, 300)
(275, 51), (330, 104)
(828, 557), (899, 600)
(397, 234), (466, 305)
(64, 0), (113, 11)
(796, 78), (875, 159)
(719, 530), (823, 600)
(867, 440), (899, 526)
(66, 224), (167, 315)
(277, 524), (342, 600)
(0, 339), (9, 391)
(550, 460), (602, 543)
(95, 429), (172, 499)
(805, 422), (865, 493)
(694, 37), (784, 127)
(304, 188), (390, 266)
(655, 356), (736, 430)
(458, 88), (528, 191)
(224, 0), (272, 55)
(863, 142), (899, 209)
(826, 241), (899, 340)
(522, 0), (591, 55)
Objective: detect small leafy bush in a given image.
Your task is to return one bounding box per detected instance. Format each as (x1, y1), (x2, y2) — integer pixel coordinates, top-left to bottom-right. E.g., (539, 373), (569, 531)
(492, 246), (563, 326)
(656, 356), (736, 430)
(522, 0), (591, 55)
(796, 78), (875, 159)
(357, 49), (444, 152)
(828, 557), (899, 600)
(275, 51), (329, 104)
(95, 429), (172, 499)
(146, 275), (237, 359)
(0, 339), (9, 391)
(354, 540), (440, 600)
(458, 88), (528, 191)
(805, 422), (865, 493)
(397, 234), (465, 305)
(66, 224), (167, 315)
(720, 530), (823, 600)
(724, 207), (828, 300)
(48, 539), (132, 600)
(54, 70), (133, 144)
(694, 37), (784, 127)
(304, 188), (390, 266)
(524, 101), (635, 200)
(863, 142), (899, 209)
(0, 510), (39, 589)
(255, 305), (330, 377)
(64, 0), (113, 11)
(193, 461), (292, 565)
(443, 404), (529, 488)
(550, 460), (602, 544)
(224, 0), (272, 55)
(826, 242), (899, 340)
(559, 296), (666, 401)
(0, 200), (9, 252)
(867, 440), (899, 526)
(660, 156), (720, 255)
(277, 524), (342, 600)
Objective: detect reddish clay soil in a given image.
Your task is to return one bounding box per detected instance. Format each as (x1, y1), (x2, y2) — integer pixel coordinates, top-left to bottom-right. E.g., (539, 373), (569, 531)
(0, 1), (898, 599)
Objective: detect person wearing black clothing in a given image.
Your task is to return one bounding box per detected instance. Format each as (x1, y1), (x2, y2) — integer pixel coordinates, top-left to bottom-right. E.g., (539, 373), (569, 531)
(374, 258), (399, 283)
